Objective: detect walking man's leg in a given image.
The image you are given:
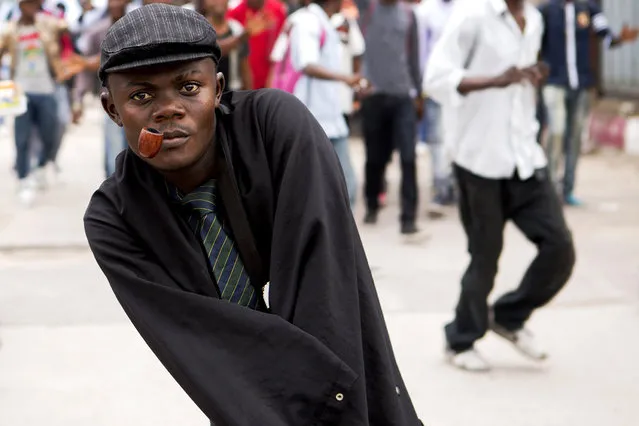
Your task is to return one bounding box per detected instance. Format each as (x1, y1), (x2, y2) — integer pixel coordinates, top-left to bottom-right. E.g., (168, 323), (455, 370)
(32, 93), (59, 189)
(563, 89), (591, 206)
(491, 169), (575, 358)
(362, 95), (391, 223)
(445, 165), (506, 371)
(542, 85), (566, 191)
(426, 99), (453, 215)
(393, 95), (418, 234)
(14, 96), (35, 205)
(330, 136), (357, 209)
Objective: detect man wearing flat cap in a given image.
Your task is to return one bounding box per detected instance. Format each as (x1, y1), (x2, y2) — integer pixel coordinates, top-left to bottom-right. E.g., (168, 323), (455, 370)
(84, 4), (423, 425)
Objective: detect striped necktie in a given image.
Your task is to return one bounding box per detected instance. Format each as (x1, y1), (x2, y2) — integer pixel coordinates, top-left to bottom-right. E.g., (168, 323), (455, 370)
(180, 181), (258, 309)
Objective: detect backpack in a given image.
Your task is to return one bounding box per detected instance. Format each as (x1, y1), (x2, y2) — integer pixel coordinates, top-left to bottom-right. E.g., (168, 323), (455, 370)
(271, 16), (327, 93)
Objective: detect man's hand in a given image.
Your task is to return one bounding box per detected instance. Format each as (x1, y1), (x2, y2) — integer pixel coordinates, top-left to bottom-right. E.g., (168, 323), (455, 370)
(414, 96), (424, 120)
(619, 24), (639, 43)
(56, 55), (86, 82)
(521, 62), (550, 87)
(342, 73), (363, 88)
(244, 13), (270, 37)
(72, 109), (82, 124)
(492, 66), (526, 88)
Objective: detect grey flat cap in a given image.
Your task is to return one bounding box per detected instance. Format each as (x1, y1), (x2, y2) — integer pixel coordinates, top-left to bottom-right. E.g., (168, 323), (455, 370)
(99, 4), (221, 84)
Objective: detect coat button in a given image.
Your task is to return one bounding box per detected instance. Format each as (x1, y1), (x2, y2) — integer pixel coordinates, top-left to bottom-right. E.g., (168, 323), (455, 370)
(335, 393), (344, 402)
(395, 386), (401, 396)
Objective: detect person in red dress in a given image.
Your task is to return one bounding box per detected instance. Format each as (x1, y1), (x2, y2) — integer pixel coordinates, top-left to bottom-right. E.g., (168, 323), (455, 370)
(227, 0), (287, 89)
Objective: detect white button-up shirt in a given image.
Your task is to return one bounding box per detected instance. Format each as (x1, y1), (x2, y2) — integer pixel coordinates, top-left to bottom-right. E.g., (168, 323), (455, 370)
(289, 4), (349, 139)
(424, 0), (547, 180)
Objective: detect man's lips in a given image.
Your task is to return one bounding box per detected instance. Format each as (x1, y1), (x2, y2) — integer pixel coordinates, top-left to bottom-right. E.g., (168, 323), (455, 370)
(161, 129), (190, 140)
(159, 129), (190, 151)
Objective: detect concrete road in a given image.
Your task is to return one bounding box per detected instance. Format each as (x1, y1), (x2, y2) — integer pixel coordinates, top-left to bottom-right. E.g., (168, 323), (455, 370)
(0, 102), (638, 426)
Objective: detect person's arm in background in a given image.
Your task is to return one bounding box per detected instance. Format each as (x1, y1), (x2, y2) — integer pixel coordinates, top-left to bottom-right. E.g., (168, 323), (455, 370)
(0, 28), (7, 61)
(71, 29), (102, 123)
(290, 15), (359, 85)
(424, 6), (525, 105)
(240, 39), (253, 90)
(589, 0), (639, 48)
(407, 8), (423, 117)
(218, 15), (267, 56)
(348, 18), (365, 74)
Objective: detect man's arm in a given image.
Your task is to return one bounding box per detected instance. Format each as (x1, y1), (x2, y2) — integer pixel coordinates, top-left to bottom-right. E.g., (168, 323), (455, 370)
(71, 29), (102, 121)
(218, 33), (250, 56)
(347, 18), (365, 75)
(589, 1), (638, 48)
(0, 30), (7, 60)
(424, 7), (522, 105)
(289, 16), (359, 85)
(219, 15), (269, 56)
(407, 9), (422, 98)
(240, 41), (253, 90)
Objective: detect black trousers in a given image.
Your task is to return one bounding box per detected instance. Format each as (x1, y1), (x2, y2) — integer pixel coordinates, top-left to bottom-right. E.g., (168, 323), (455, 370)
(446, 165), (576, 353)
(361, 94), (418, 225)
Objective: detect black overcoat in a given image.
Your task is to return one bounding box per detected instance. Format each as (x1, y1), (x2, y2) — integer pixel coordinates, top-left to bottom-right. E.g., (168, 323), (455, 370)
(84, 89), (422, 426)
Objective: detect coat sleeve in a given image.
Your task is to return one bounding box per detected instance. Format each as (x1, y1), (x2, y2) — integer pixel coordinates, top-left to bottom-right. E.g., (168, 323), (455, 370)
(84, 190), (359, 425)
(255, 90), (369, 391)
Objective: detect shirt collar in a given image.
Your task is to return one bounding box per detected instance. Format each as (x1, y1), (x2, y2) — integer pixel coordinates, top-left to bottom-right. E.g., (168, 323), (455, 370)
(488, 0), (508, 16)
(165, 179), (217, 204)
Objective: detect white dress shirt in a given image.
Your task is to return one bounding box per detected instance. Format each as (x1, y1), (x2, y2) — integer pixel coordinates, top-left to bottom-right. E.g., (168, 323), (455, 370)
(424, 0), (547, 180)
(289, 4), (348, 139)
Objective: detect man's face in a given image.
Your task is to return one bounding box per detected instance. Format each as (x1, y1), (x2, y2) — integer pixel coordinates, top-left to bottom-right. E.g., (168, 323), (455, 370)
(80, 0), (93, 11)
(204, 0), (228, 16)
(19, 0), (40, 18)
(246, 0), (265, 10)
(102, 59), (224, 172)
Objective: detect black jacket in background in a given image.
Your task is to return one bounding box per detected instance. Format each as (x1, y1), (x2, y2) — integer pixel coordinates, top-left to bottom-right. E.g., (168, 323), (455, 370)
(84, 89), (422, 426)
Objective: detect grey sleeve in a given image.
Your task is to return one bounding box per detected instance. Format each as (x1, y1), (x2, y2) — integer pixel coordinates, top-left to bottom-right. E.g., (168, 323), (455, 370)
(407, 10), (421, 95)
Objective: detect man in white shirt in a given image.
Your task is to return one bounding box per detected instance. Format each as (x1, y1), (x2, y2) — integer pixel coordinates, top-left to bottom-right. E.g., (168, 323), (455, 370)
(416, 0), (456, 216)
(288, 0), (362, 208)
(425, 0), (575, 372)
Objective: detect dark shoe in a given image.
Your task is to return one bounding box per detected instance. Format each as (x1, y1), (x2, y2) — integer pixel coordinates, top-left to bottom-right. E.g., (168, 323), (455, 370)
(364, 210), (378, 224)
(401, 222), (429, 244)
(401, 222), (419, 234)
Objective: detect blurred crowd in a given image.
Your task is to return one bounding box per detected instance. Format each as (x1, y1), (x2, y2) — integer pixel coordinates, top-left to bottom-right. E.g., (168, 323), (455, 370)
(1, 0), (637, 374)
(0, 0), (636, 220)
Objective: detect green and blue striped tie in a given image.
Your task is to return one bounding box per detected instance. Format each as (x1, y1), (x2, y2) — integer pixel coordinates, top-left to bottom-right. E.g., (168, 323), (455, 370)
(181, 181), (258, 308)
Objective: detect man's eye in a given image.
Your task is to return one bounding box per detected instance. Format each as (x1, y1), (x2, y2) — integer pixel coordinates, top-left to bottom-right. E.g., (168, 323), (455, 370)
(181, 83), (200, 93)
(131, 92), (151, 101)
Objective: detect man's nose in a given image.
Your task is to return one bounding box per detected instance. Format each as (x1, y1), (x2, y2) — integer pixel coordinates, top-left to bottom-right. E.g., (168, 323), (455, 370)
(152, 95), (186, 122)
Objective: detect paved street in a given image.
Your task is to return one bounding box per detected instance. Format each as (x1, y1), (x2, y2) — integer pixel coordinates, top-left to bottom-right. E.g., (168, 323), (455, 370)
(1, 100), (638, 426)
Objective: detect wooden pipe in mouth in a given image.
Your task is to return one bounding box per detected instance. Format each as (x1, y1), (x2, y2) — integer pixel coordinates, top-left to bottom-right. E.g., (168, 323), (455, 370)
(138, 127), (163, 159)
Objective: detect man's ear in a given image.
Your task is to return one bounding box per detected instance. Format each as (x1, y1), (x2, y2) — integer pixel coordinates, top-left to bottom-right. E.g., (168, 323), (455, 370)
(215, 72), (225, 108)
(100, 88), (123, 127)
